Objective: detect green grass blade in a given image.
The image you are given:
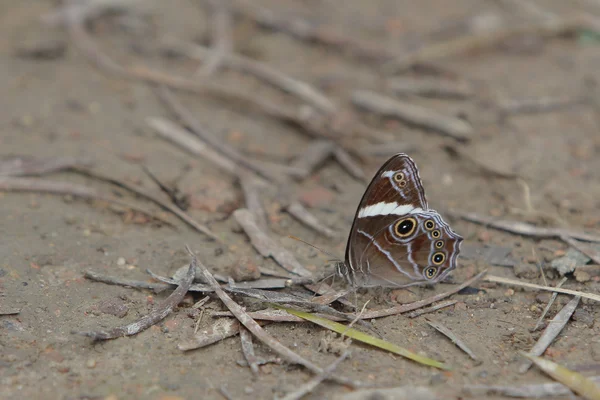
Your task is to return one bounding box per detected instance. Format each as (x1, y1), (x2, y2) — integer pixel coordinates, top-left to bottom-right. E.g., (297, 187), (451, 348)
(522, 353), (600, 400)
(274, 305), (450, 370)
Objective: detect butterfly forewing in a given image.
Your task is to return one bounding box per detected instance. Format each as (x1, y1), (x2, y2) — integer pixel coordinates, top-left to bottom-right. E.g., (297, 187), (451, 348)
(343, 154), (462, 288)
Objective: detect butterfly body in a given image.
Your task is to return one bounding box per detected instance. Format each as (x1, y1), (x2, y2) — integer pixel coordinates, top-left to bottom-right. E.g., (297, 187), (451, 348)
(342, 154), (462, 288)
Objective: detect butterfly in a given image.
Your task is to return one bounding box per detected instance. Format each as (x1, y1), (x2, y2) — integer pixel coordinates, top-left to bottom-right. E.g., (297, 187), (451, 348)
(339, 153), (463, 288)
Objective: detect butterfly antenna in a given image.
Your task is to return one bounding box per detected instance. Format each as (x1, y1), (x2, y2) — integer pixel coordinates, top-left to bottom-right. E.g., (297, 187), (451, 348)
(287, 235), (342, 262)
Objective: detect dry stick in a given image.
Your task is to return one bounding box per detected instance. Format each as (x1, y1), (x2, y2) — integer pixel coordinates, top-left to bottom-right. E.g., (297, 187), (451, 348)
(560, 235), (600, 265)
(519, 296), (581, 373)
(196, 0), (233, 76)
(305, 283), (356, 310)
(179, 318), (245, 350)
(169, 39), (336, 114)
(65, 9), (373, 181)
(332, 146), (367, 181)
(147, 269), (293, 291)
(84, 270), (171, 293)
(0, 156), (92, 177)
(73, 260), (195, 340)
(217, 272), (487, 322)
(464, 377), (600, 398)
(498, 95), (585, 116)
(448, 210), (600, 243)
(0, 309), (21, 315)
(0, 177), (173, 227)
(425, 318), (477, 360)
(311, 289), (352, 306)
(73, 166), (217, 240)
(443, 143), (521, 180)
(218, 385), (234, 400)
(239, 326), (261, 376)
(212, 309), (304, 322)
(286, 202), (337, 238)
(351, 90), (473, 141)
(232, 0), (394, 63)
(407, 300), (457, 318)
(237, 172), (269, 229)
(156, 87), (287, 184)
(234, 208), (313, 277)
(147, 117), (237, 175)
(62, 8), (380, 154)
(384, 15), (600, 73)
(289, 140), (335, 179)
(281, 351), (351, 400)
(42, 0), (140, 26)
(533, 277), (568, 331)
(388, 77), (474, 99)
(191, 250), (362, 388)
(487, 275), (600, 302)
(361, 270), (487, 319)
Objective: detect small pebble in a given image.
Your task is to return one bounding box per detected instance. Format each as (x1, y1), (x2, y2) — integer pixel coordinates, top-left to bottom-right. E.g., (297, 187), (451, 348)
(116, 257), (126, 266)
(513, 263), (539, 279)
(572, 309), (594, 328)
(230, 256), (261, 281)
(86, 359), (97, 369)
(504, 289), (515, 297)
(390, 289), (417, 304)
(575, 270), (591, 283)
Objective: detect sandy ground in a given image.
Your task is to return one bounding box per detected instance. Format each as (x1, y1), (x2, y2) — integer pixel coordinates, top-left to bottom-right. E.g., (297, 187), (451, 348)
(1, 1), (600, 399)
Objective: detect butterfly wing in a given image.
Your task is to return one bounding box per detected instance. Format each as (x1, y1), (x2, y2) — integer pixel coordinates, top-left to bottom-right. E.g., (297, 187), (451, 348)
(343, 153), (462, 287)
(350, 211), (462, 287)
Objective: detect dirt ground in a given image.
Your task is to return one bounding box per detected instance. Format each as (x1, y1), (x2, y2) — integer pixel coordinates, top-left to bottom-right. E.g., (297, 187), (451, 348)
(2, 1), (600, 399)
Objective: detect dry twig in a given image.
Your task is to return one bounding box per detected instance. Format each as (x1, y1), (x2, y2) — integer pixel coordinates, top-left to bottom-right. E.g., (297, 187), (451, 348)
(196, 0), (233, 76)
(486, 275), (600, 302)
(0, 177), (172, 227)
(281, 351), (351, 400)
(286, 202), (337, 238)
(0, 309), (21, 315)
(156, 87), (287, 183)
(237, 171), (269, 229)
(147, 117), (237, 175)
(384, 15), (600, 73)
(84, 270), (171, 293)
(352, 90), (473, 140)
(232, 0), (394, 63)
(464, 376), (600, 398)
(191, 249), (361, 388)
(498, 95), (585, 116)
(388, 77), (474, 99)
(449, 210), (600, 243)
(234, 208), (313, 277)
(74, 167), (217, 240)
(289, 140), (335, 179)
(519, 296), (581, 373)
(169, 39), (336, 113)
(533, 277), (567, 331)
(426, 318), (477, 360)
(407, 300), (457, 318)
(360, 270), (487, 319)
(74, 259), (195, 340)
(239, 326), (260, 376)
(0, 156), (91, 177)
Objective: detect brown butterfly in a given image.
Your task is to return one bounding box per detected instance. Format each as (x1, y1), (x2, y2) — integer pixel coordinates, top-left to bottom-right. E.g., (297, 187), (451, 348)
(339, 153), (463, 288)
